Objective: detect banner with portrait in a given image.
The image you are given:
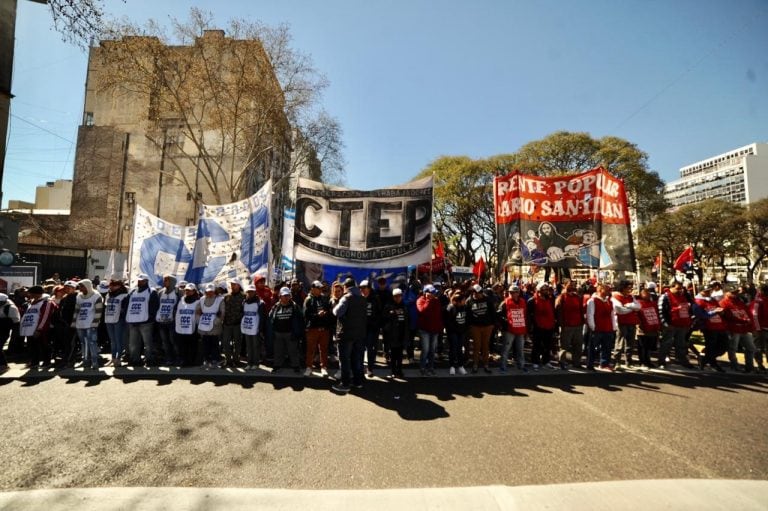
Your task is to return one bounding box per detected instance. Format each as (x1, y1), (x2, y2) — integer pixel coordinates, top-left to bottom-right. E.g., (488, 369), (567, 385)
(494, 167), (636, 271)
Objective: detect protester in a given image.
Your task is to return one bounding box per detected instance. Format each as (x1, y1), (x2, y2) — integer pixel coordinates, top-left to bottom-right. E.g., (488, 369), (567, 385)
(73, 279), (104, 370)
(269, 287), (303, 374)
(0, 294), (21, 372)
(586, 283), (616, 371)
(382, 288), (409, 378)
(555, 279), (584, 369)
(719, 287), (756, 373)
(197, 283), (225, 369)
(467, 284), (496, 374)
(445, 291), (469, 375)
(359, 280), (382, 376)
(303, 280), (332, 376)
(416, 284), (443, 376)
(527, 282), (557, 370)
(636, 286), (661, 369)
(156, 275), (181, 366)
(611, 280), (641, 369)
(693, 285), (726, 372)
(221, 278), (245, 367)
(126, 274), (160, 367)
(19, 286), (57, 368)
(498, 285), (527, 372)
(174, 283), (200, 366)
(658, 280), (694, 369)
(242, 284), (263, 370)
(332, 278), (367, 392)
(752, 284), (768, 373)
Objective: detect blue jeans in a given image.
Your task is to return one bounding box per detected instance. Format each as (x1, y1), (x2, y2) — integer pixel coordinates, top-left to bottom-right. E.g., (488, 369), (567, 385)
(157, 322), (181, 365)
(419, 330), (439, 370)
(587, 330), (615, 367)
(105, 321), (126, 360)
(503, 332), (526, 369)
(340, 337), (364, 386)
(363, 328), (379, 369)
(76, 327), (100, 367)
(128, 323), (156, 365)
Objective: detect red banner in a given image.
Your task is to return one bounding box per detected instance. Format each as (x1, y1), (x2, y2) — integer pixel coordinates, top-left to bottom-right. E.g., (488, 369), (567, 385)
(494, 168), (635, 271)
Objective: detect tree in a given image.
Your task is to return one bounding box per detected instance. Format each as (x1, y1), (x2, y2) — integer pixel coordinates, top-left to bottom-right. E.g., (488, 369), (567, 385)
(635, 211), (685, 278)
(508, 131), (668, 223)
(417, 156), (496, 267)
(740, 198), (768, 283)
(43, 0), (114, 47)
(95, 8), (343, 205)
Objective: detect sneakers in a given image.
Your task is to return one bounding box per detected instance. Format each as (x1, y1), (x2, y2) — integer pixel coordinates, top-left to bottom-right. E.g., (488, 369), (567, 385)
(334, 369), (342, 379)
(332, 383), (350, 393)
(449, 367), (456, 375)
(458, 366), (467, 375)
(320, 368), (328, 377)
(366, 368), (374, 377)
(304, 367), (313, 377)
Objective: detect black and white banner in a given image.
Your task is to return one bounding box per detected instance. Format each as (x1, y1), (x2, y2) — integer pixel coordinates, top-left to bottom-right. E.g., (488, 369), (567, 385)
(294, 177), (434, 268)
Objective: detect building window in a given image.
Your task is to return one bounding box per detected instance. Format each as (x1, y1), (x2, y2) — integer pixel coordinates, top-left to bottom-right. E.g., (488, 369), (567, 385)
(84, 112), (94, 126)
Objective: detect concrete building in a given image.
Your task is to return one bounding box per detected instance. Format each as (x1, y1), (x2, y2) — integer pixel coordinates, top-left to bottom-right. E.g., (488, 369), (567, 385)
(68, 30), (291, 253)
(34, 179), (72, 209)
(664, 142), (768, 208)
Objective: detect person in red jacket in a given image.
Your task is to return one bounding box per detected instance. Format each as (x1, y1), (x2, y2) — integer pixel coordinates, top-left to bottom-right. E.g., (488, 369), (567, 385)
(657, 280), (694, 369)
(636, 286), (661, 369)
(693, 285), (726, 372)
(527, 282), (557, 370)
(416, 285), (443, 376)
(497, 285), (528, 371)
(719, 289), (756, 373)
(751, 284), (768, 373)
(611, 280), (641, 369)
(555, 279), (585, 369)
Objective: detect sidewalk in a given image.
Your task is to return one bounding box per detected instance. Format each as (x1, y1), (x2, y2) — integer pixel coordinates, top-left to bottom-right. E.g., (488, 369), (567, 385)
(0, 480), (766, 510)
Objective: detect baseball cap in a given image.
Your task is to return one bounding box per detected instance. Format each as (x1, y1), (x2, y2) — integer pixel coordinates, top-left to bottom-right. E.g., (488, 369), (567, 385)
(137, 273), (150, 281)
(204, 283), (215, 292)
(472, 284), (483, 293)
(97, 282), (110, 293)
(64, 280), (77, 288)
(0, 293), (7, 302)
(230, 277), (242, 286)
(343, 277), (356, 288)
(184, 283), (197, 291)
(509, 285), (520, 292)
(178, 280), (188, 288)
(423, 284), (437, 294)
(536, 281), (549, 291)
(311, 280), (323, 289)
(246, 284), (257, 292)
(646, 282), (657, 290)
(359, 280), (370, 288)
(28, 285), (44, 295)
(392, 288), (403, 296)
(217, 281), (228, 290)
(279, 286), (291, 296)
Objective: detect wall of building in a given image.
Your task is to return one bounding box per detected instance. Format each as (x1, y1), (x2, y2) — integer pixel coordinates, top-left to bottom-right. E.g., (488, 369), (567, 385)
(35, 179), (72, 210)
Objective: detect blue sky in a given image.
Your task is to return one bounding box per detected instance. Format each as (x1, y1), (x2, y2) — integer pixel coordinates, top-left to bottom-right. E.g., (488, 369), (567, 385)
(4, 0), (767, 207)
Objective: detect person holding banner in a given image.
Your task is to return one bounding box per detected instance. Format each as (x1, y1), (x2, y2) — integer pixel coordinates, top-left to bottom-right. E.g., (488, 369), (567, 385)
(242, 284), (263, 370)
(126, 274), (160, 367)
(174, 283), (200, 366)
(197, 283), (225, 369)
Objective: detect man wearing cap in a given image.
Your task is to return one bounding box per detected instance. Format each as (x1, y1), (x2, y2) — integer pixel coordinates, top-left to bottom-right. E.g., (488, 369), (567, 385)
(658, 279), (694, 369)
(241, 284), (263, 370)
(221, 278), (246, 368)
(156, 275), (181, 366)
(104, 276), (129, 367)
(611, 280), (641, 369)
(332, 278), (367, 392)
(303, 280), (332, 376)
(719, 286), (756, 372)
(126, 274), (160, 367)
(382, 288), (409, 378)
(269, 287), (303, 374)
(527, 282), (557, 370)
(498, 285), (528, 372)
(693, 284), (726, 372)
(197, 283), (225, 368)
(359, 280), (383, 376)
(555, 279), (585, 369)
(73, 279), (104, 369)
(174, 283), (200, 366)
(0, 293), (21, 371)
(57, 281), (79, 366)
(416, 284), (443, 376)
(253, 274), (275, 361)
(466, 284), (496, 373)
(19, 285), (57, 368)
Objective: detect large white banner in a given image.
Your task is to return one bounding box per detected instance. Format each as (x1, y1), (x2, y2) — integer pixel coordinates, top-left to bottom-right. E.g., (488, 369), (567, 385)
(187, 181), (272, 285)
(128, 206), (197, 287)
(128, 182), (271, 286)
(294, 177), (433, 269)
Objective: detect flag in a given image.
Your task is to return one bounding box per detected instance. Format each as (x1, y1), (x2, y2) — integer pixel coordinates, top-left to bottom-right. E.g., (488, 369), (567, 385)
(472, 256), (486, 279)
(674, 246), (694, 272)
(435, 240), (445, 258)
(652, 254), (661, 274)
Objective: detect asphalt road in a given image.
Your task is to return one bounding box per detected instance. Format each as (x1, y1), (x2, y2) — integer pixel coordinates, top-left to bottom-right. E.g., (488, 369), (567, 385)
(0, 368), (766, 490)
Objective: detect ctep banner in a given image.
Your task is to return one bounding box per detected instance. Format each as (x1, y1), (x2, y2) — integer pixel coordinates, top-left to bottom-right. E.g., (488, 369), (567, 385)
(294, 176), (433, 269)
(494, 167), (636, 271)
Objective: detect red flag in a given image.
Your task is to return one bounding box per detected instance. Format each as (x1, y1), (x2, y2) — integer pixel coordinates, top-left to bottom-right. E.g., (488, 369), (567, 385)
(652, 254), (661, 273)
(472, 256), (486, 279)
(673, 246), (694, 272)
(435, 240), (445, 258)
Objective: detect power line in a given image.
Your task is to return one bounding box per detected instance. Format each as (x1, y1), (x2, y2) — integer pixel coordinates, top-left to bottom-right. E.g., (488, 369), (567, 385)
(9, 114), (75, 144)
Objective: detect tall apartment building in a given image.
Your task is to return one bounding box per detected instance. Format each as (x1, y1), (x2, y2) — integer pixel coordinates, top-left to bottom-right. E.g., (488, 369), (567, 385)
(68, 30), (291, 253)
(664, 143), (768, 208)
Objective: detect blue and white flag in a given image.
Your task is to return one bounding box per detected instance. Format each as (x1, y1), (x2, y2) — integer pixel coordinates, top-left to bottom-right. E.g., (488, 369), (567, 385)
(128, 206), (197, 287)
(185, 181), (272, 286)
(281, 208), (296, 272)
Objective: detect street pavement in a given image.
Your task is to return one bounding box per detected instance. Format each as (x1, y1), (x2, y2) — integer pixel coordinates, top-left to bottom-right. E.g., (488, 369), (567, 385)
(0, 362), (766, 496)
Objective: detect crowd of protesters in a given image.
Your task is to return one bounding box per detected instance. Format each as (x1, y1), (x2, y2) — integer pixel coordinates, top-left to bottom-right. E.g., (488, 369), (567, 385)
(1, 271), (766, 387)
